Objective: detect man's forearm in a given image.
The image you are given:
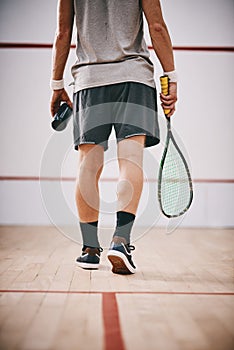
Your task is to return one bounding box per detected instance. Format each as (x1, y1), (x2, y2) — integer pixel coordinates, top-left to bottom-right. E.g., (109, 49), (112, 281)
(50, 0), (74, 116)
(142, 0), (175, 74)
(51, 32), (72, 81)
(149, 22), (175, 73)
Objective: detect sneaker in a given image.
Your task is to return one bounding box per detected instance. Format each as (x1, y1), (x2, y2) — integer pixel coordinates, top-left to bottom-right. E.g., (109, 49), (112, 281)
(76, 247), (103, 270)
(107, 237), (136, 274)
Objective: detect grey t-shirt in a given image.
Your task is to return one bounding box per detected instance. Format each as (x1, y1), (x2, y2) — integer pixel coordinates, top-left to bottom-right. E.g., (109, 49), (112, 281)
(72, 0), (155, 92)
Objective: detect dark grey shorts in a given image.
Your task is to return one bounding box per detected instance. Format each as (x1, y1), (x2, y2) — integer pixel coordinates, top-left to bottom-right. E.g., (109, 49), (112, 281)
(73, 82), (160, 151)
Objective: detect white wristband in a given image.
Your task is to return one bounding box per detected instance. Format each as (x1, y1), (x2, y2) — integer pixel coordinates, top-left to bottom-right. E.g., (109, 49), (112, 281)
(50, 79), (64, 90)
(164, 70), (178, 83)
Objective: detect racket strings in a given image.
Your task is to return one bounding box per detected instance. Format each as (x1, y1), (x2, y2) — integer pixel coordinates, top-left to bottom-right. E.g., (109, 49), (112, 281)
(160, 139), (192, 216)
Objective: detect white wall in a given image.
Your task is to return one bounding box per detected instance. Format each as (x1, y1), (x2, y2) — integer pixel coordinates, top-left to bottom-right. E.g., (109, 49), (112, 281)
(0, 0), (234, 229)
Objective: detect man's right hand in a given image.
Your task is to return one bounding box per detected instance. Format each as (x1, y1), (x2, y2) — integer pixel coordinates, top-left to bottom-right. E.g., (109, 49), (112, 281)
(50, 89), (73, 117)
(160, 82), (177, 117)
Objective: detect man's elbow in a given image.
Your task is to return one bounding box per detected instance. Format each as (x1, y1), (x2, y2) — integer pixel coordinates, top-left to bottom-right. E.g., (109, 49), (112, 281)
(149, 21), (168, 43)
(149, 22), (164, 34)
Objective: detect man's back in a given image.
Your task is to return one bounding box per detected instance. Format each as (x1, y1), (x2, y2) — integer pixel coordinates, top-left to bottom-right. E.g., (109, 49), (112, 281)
(72, 0), (155, 92)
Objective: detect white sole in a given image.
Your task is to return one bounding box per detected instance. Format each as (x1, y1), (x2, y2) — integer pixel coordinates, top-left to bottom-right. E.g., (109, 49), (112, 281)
(107, 250), (136, 274)
(76, 261), (100, 270)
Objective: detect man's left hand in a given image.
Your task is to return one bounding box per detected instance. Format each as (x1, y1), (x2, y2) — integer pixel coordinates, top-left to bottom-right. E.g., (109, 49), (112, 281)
(50, 89), (73, 116)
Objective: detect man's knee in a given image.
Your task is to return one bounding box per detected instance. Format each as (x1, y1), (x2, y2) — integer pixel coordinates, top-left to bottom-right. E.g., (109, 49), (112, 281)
(79, 144), (104, 174)
(118, 135), (145, 155)
(118, 136), (145, 170)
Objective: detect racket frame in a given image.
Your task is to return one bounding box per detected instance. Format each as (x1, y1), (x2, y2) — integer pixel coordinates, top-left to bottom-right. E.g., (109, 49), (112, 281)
(158, 75), (193, 218)
(158, 116), (193, 218)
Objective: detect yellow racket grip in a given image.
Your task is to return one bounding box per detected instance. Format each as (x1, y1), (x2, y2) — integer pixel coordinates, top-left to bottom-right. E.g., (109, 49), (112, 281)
(160, 75), (170, 116)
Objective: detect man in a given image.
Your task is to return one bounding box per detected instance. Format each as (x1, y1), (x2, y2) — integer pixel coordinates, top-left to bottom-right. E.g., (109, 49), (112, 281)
(50, 0), (177, 274)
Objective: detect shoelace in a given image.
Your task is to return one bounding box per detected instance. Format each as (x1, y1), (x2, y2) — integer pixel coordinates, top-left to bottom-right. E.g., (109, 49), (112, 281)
(126, 244), (135, 252)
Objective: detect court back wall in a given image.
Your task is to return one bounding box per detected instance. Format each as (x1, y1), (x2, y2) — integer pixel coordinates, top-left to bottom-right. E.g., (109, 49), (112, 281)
(0, 0), (234, 228)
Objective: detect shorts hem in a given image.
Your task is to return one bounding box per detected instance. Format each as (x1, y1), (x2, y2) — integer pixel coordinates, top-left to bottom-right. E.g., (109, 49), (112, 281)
(118, 134), (160, 148)
(122, 133), (146, 139)
(74, 141), (107, 151)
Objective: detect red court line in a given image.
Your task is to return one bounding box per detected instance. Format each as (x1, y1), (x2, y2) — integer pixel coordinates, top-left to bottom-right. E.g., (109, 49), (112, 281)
(0, 42), (234, 52)
(151, 45), (234, 52)
(0, 176), (234, 184)
(0, 176), (76, 182)
(0, 290), (233, 296)
(102, 292), (125, 350)
(0, 43), (76, 49)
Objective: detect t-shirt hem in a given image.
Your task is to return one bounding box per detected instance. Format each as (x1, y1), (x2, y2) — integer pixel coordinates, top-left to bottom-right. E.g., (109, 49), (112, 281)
(73, 79), (155, 93)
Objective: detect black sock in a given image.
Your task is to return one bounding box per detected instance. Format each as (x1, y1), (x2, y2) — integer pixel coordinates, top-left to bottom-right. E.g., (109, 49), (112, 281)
(113, 211), (135, 244)
(79, 221), (100, 249)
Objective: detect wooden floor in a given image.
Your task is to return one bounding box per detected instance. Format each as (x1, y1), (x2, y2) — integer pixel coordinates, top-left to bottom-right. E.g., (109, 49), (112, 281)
(0, 226), (233, 350)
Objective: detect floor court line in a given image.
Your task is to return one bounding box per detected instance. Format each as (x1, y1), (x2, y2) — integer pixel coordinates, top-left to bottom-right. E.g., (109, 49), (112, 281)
(1, 290), (233, 350)
(102, 292), (126, 350)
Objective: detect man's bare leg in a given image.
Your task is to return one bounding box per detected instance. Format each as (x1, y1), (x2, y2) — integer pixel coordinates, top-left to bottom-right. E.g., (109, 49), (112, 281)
(75, 144), (104, 254)
(75, 144), (104, 223)
(107, 135), (146, 274)
(117, 135), (145, 214)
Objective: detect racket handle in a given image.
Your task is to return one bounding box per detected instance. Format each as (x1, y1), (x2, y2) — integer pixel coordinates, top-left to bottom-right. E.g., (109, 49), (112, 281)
(160, 75), (170, 116)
